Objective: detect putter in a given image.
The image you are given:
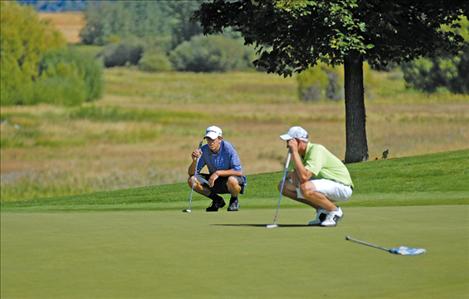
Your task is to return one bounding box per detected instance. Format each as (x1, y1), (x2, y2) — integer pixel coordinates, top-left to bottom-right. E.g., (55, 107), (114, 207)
(182, 140), (204, 213)
(266, 151), (292, 229)
(345, 236), (426, 256)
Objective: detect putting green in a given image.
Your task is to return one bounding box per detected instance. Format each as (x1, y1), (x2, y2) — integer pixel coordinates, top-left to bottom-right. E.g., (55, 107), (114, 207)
(1, 206), (468, 299)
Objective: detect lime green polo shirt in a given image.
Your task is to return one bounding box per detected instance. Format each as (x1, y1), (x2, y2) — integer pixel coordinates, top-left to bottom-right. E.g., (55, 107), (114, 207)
(289, 142), (354, 187)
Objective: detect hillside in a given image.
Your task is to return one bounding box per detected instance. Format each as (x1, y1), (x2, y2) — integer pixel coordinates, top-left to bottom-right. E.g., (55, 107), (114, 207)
(2, 68), (469, 202)
(2, 149), (468, 212)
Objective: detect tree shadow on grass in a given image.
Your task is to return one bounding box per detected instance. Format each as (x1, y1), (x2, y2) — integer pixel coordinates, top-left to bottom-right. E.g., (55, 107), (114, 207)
(212, 223), (320, 228)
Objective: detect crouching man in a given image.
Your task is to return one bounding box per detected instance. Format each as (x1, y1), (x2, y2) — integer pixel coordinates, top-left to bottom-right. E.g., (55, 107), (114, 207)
(188, 126), (246, 212)
(279, 126), (354, 227)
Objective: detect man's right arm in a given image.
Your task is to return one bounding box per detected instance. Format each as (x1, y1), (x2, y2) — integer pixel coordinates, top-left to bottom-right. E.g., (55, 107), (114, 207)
(291, 150), (313, 183)
(188, 149), (202, 176)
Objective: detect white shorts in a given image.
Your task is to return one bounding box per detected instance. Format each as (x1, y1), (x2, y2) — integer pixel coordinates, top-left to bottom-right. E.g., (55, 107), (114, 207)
(296, 179), (352, 202)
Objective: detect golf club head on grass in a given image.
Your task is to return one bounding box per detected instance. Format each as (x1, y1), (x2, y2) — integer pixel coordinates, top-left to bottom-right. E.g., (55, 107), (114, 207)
(266, 224), (278, 229)
(345, 235), (426, 256)
(182, 209), (192, 213)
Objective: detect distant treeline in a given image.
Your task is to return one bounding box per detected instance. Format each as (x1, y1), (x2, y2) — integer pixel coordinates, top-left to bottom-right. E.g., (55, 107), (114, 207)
(80, 1), (469, 95)
(80, 0), (256, 73)
(9, 0), (469, 105)
(17, 0), (86, 12)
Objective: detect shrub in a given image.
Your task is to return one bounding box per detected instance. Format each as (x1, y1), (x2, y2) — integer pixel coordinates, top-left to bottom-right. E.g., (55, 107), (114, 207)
(100, 40), (144, 67)
(296, 62), (378, 101)
(38, 48), (103, 102)
(296, 64), (343, 101)
(32, 76), (86, 106)
(169, 35), (252, 72)
(401, 16), (469, 94)
(0, 1), (66, 105)
(2, 48), (103, 106)
(401, 48), (469, 94)
(138, 50), (173, 72)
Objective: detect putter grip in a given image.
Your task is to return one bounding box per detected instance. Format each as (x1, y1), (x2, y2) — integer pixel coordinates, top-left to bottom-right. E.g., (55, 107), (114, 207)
(285, 151), (292, 168)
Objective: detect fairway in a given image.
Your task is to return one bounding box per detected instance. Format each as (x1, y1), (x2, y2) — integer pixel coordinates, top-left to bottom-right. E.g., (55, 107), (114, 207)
(2, 206), (468, 299)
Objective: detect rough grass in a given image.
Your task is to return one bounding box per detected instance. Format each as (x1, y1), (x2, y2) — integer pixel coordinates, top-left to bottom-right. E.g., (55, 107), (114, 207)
(1, 68), (468, 201)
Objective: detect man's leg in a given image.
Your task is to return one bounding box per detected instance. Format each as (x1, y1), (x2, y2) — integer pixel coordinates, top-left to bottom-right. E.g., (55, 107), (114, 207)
(280, 180), (322, 210)
(188, 175), (225, 211)
(280, 180), (327, 225)
(188, 175), (210, 196)
(299, 181), (337, 211)
(226, 176), (242, 211)
(300, 181), (343, 227)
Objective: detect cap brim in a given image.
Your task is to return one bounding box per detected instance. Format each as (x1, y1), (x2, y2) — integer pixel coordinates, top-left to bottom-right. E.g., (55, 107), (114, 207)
(280, 134), (292, 141)
(205, 132), (219, 140)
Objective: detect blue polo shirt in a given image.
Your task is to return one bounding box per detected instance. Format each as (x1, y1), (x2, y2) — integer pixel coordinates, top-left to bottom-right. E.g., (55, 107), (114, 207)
(197, 140), (243, 175)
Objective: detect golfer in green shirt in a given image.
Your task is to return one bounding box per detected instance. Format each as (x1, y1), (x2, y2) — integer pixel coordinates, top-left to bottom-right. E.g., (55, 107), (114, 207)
(279, 126), (354, 227)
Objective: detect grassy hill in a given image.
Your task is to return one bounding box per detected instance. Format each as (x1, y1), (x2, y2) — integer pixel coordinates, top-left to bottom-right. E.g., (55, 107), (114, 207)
(2, 68), (468, 202)
(2, 149), (468, 212)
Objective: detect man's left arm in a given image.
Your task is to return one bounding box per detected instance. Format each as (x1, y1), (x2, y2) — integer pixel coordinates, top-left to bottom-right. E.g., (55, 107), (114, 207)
(288, 139), (313, 184)
(291, 151), (313, 183)
(213, 169), (243, 177)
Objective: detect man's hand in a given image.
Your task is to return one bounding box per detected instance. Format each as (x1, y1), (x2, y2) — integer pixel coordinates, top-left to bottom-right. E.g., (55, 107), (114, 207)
(208, 171), (219, 187)
(287, 139), (299, 153)
(291, 171), (300, 186)
(191, 149), (202, 161)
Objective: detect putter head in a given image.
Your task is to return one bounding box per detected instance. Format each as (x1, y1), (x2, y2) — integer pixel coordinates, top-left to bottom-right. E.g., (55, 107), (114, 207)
(266, 224), (278, 229)
(389, 246), (426, 256)
(182, 209), (192, 213)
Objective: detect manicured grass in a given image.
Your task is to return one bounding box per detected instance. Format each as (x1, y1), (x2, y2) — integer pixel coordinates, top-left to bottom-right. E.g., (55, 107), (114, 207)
(1, 206), (468, 299)
(1, 150), (468, 298)
(2, 149), (468, 210)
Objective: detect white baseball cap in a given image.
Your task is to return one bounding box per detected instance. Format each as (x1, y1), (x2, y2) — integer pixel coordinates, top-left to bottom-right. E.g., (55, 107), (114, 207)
(280, 126), (309, 141)
(204, 125), (222, 140)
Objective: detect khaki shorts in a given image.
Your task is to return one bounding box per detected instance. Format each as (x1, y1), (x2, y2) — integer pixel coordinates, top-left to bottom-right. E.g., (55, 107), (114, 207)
(296, 179), (352, 202)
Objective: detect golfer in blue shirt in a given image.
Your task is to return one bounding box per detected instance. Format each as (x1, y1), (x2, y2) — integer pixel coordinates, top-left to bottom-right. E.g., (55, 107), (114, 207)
(187, 126), (246, 212)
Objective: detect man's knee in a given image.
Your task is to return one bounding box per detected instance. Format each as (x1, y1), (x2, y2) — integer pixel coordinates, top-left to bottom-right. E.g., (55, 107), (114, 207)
(279, 181), (296, 198)
(227, 176), (241, 192)
(300, 182), (315, 198)
(188, 176), (200, 189)
(187, 176), (194, 188)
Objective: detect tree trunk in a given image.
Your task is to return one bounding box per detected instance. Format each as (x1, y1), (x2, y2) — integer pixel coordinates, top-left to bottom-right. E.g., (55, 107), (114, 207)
(344, 51), (368, 163)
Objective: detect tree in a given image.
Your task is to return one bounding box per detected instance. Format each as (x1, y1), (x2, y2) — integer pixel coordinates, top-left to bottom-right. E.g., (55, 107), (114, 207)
(195, 0), (468, 162)
(1, 1), (65, 104)
(167, 0), (204, 49)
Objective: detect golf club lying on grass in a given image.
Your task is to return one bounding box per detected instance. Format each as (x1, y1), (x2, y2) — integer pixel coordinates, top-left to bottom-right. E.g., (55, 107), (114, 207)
(345, 236), (426, 256)
(182, 140), (204, 213)
(266, 150), (291, 229)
